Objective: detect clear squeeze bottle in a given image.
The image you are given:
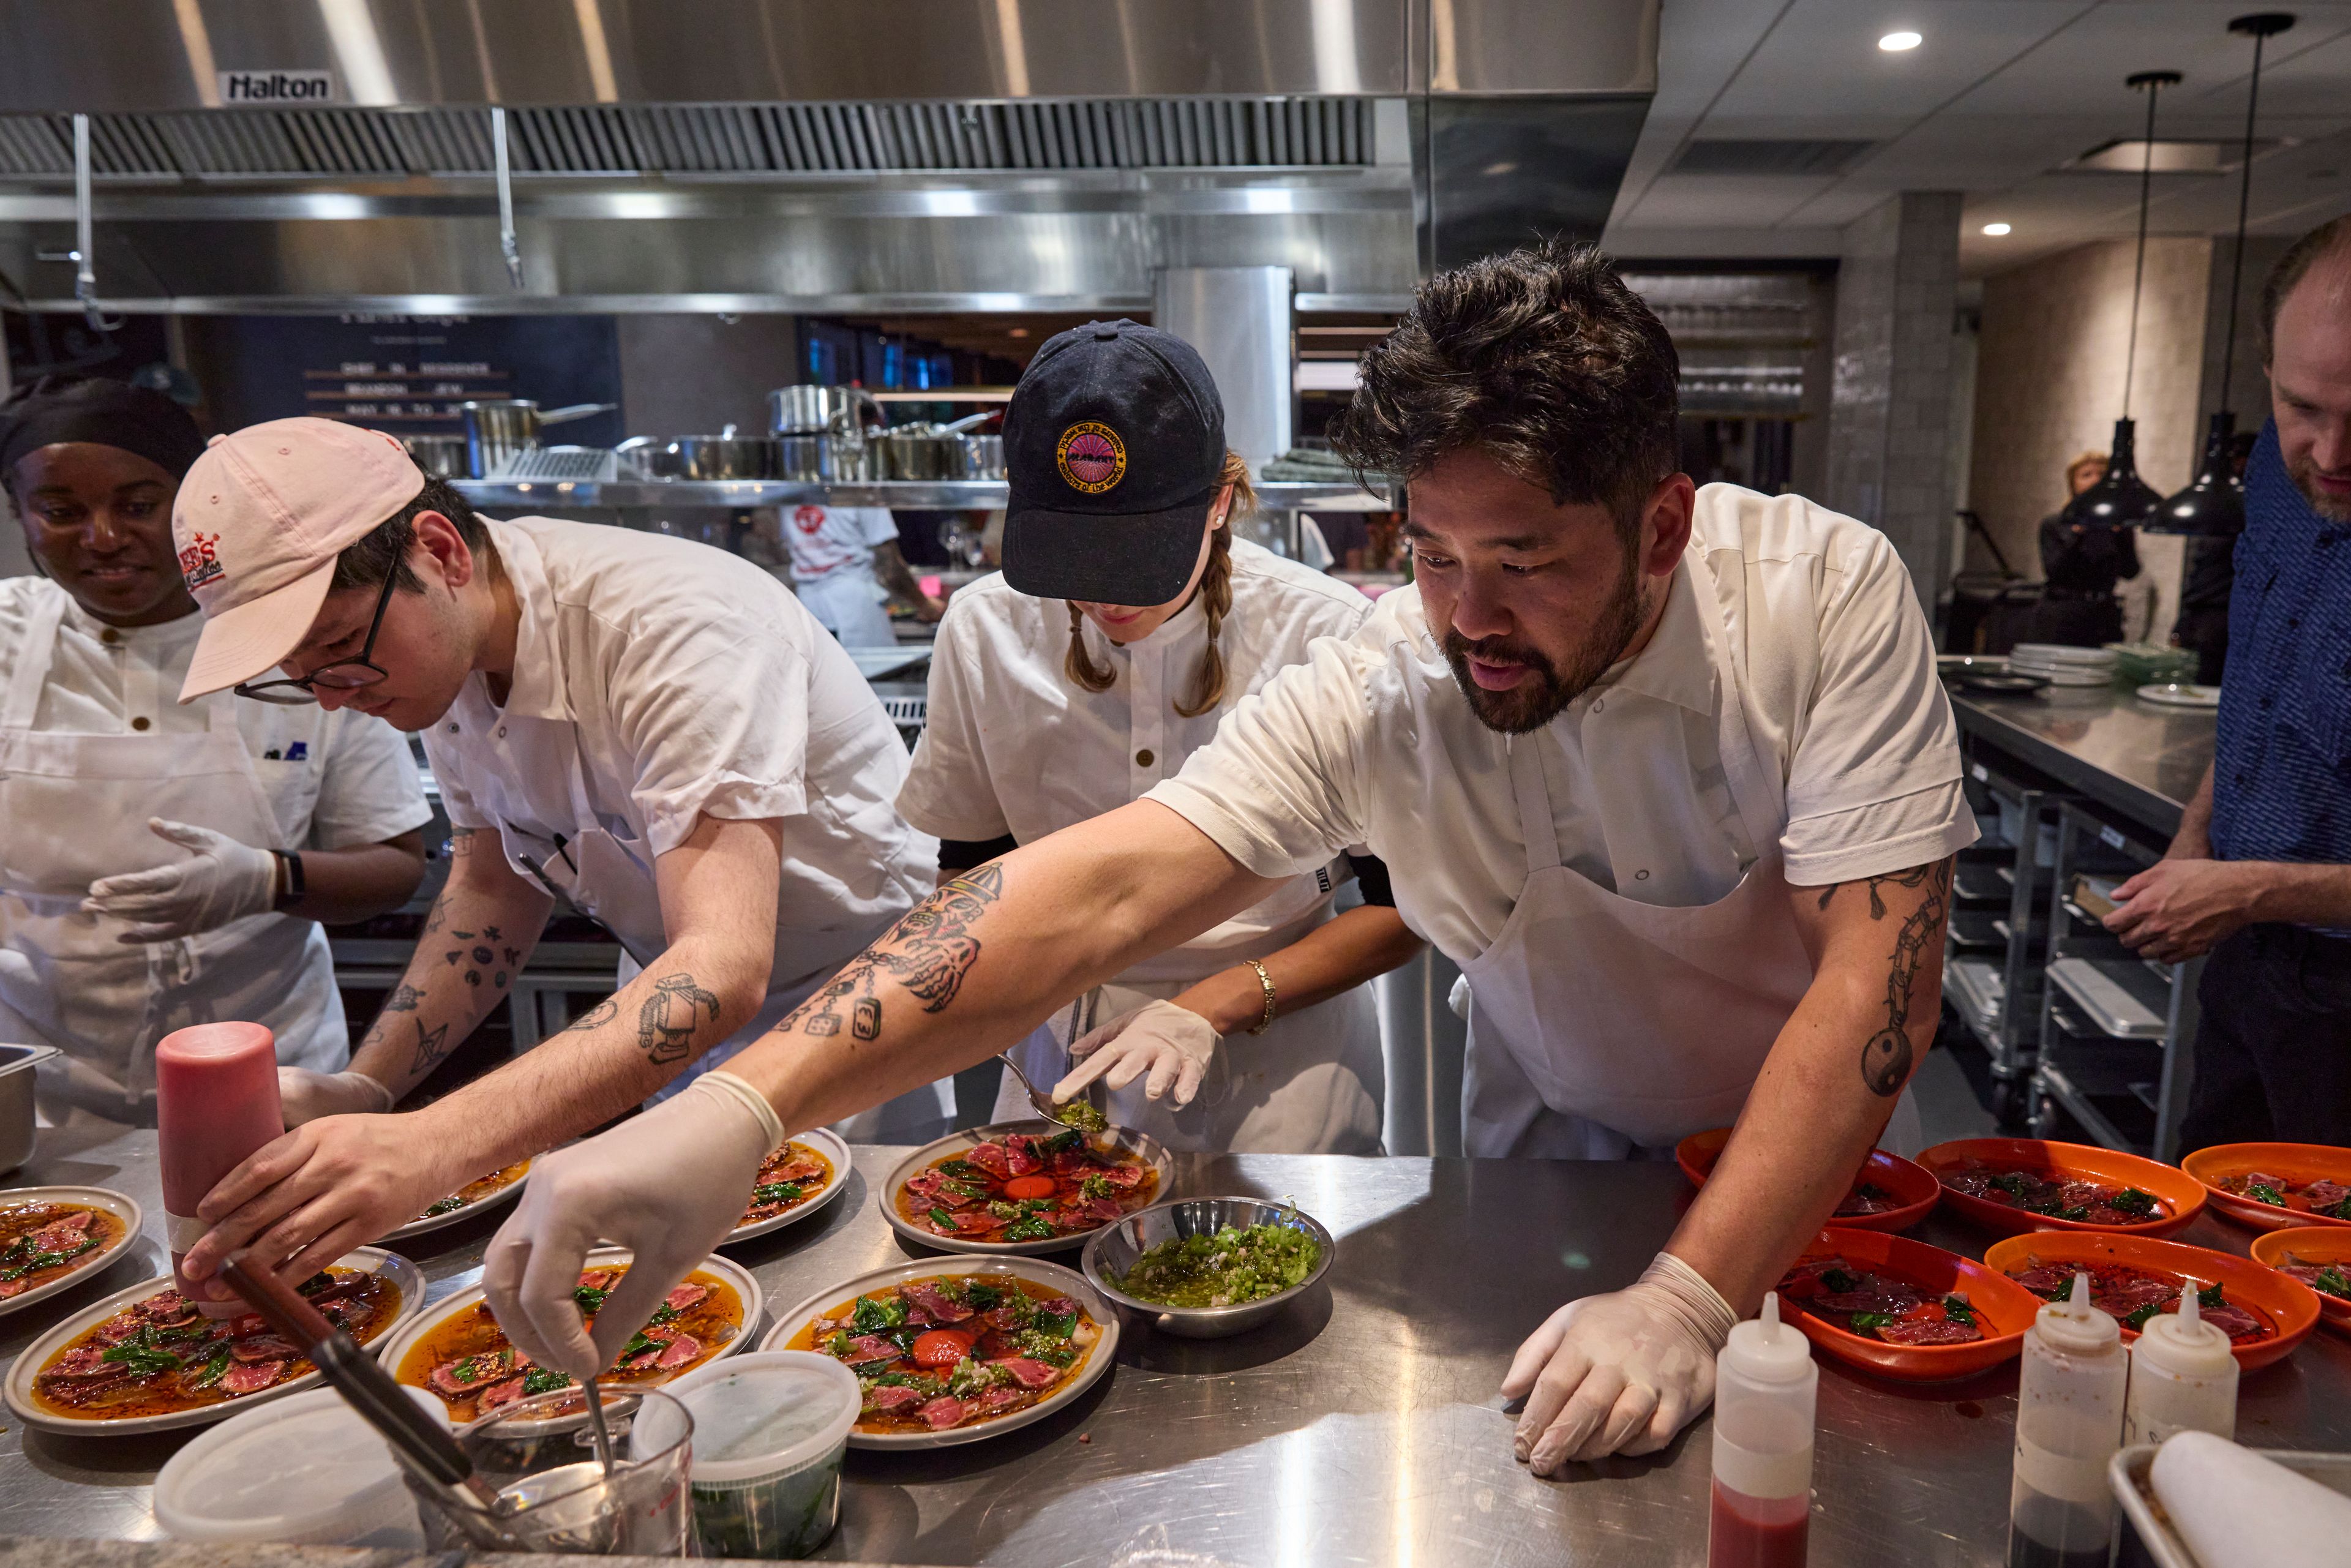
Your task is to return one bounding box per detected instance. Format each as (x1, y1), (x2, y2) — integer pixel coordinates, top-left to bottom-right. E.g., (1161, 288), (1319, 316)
(2123, 1286), (2238, 1445)
(156, 1021), (283, 1319)
(1709, 1292), (1817, 1568)
(2008, 1272), (2127, 1568)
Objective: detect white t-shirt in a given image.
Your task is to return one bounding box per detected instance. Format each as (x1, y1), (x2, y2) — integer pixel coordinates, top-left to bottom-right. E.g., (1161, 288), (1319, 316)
(423, 517), (933, 989)
(782, 505), (900, 586)
(1147, 483), (1978, 968)
(0, 577), (432, 852)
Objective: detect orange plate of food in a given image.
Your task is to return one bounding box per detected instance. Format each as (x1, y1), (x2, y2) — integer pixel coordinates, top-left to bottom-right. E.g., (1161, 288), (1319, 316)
(2249, 1229), (2351, 1333)
(1777, 1228), (2044, 1381)
(2181, 1143), (2351, 1232)
(1678, 1128), (1938, 1232)
(1915, 1138), (2203, 1238)
(1984, 1231), (2319, 1373)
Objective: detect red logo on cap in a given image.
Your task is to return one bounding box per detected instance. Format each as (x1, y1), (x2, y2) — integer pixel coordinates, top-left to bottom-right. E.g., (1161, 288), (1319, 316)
(1057, 422), (1127, 494)
(178, 531), (224, 591)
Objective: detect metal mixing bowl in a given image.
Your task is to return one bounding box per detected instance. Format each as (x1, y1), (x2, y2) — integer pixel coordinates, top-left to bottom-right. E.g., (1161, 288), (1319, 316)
(1081, 1196), (1336, 1339)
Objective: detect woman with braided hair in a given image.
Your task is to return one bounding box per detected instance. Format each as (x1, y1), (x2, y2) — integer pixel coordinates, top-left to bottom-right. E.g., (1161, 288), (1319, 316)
(895, 321), (1418, 1152)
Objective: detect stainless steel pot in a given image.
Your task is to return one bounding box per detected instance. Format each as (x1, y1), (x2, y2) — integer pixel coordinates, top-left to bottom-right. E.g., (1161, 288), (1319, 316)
(460, 399), (618, 478)
(776, 433), (876, 482)
(768, 384), (882, 437)
(0, 1043), (59, 1173)
(945, 431), (1005, 480)
(876, 411), (1001, 481)
(401, 433), (470, 479)
(617, 425), (778, 481)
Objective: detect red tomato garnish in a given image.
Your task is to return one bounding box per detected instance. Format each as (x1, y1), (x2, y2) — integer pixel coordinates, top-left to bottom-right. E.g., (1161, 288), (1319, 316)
(1000, 1174), (1059, 1200)
(911, 1330), (976, 1367)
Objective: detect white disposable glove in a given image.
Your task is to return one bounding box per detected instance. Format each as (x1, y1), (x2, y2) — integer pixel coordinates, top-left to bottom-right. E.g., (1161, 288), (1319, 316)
(83, 819), (279, 941)
(1501, 1251), (1738, 1470)
(1055, 999), (1219, 1109)
(279, 1066), (394, 1126)
(481, 1071), (781, 1381)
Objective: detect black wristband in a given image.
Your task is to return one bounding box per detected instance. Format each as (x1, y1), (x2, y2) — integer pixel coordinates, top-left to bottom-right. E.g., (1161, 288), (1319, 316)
(273, 849), (306, 911)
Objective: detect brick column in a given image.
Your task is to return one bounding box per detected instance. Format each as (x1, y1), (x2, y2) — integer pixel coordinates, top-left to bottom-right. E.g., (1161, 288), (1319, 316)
(1824, 192), (1964, 612)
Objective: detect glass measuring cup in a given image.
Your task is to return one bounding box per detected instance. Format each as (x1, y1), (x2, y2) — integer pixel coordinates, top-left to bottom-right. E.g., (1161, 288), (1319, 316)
(406, 1386), (693, 1556)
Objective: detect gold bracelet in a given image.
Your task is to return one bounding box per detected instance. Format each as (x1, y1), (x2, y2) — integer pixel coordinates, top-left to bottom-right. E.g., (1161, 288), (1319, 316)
(1242, 958), (1277, 1035)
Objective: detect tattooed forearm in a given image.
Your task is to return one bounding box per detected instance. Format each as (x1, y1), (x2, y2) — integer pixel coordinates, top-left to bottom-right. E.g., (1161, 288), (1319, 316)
(1858, 859), (1952, 1097)
(1818, 862), (1937, 918)
(560, 998), (619, 1035)
(408, 1019), (452, 1076)
(438, 925), (514, 993)
(795, 862), (1005, 1043)
(383, 982), (424, 1012)
(639, 973), (721, 1064)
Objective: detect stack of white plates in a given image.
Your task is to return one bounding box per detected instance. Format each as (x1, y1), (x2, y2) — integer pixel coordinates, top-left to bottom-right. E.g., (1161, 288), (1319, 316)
(2009, 643), (2117, 688)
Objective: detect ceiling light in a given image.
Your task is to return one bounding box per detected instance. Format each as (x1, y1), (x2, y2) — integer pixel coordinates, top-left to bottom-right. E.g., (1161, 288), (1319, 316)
(1878, 31), (1922, 51)
(1981, 222), (2012, 236)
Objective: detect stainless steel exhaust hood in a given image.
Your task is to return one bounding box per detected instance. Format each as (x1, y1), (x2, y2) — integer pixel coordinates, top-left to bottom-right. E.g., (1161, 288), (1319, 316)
(0, 0), (1654, 315)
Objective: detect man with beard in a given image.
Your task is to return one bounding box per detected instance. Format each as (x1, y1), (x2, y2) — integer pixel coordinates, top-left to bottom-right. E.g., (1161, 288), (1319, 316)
(479, 243), (1977, 1468)
(2105, 213), (2351, 1148)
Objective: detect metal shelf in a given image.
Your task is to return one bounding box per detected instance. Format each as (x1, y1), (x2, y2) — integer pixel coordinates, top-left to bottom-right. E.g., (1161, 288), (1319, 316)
(450, 478), (1392, 511)
(2034, 1062), (2151, 1155)
(2047, 956), (2170, 1038)
(1946, 956), (2004, 1040)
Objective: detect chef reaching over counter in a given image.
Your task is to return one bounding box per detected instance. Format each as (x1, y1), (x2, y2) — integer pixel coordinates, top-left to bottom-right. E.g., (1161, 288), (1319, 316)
(0, 379), (429, 1125)
(486, 241), (1975, 1466)
(163, 416), (939, 1293)
(902, 321), (1419, 1152)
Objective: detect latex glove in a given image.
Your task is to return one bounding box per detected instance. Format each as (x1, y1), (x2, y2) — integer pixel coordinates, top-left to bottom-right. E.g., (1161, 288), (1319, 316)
(482, 1071), (781, 1381)
(83, 819), (279, 942)
(1501, 1252), (1738, 1469)
(279, 1065), (394, 1126)
(1056, 999), (1218, 1108)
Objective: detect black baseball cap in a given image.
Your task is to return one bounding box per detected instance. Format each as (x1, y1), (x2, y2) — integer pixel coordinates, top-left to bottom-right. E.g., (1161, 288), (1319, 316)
(1001, 319), (1227, 606)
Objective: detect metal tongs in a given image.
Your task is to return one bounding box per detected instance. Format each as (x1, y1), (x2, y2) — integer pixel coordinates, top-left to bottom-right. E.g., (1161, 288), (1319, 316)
(219, 1252), (530, 1547)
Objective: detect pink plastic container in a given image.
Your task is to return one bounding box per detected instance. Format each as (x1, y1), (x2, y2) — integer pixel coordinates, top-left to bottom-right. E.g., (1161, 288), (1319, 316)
(156, 1022), (282, 1315)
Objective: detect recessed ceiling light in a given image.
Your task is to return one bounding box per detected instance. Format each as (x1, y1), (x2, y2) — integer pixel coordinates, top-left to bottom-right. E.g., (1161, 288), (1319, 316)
(1879, 30), (1922, 51)
(1981, 222), (2012, 236)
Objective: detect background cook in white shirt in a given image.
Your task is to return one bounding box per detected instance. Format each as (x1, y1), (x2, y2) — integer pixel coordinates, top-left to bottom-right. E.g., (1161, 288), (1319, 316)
(475, 247), (1967, 1466)
(0, 378), (428, 1125)
(163, 418), (935, 1296)
(899, 324), (1420, 1152)
(782, 503), (945, 647)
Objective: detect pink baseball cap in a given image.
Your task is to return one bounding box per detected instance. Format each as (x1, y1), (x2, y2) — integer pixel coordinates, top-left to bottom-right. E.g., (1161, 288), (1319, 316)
(173, 418), (427, 702)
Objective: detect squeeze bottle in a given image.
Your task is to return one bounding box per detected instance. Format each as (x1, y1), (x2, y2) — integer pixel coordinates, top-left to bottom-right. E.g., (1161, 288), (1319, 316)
(1708, 1292), (1817, 1568)
(2007, 1273), (2126, 1568)
(156, 1022), (283, 1318)
(2123, 1288), (2238, 1445)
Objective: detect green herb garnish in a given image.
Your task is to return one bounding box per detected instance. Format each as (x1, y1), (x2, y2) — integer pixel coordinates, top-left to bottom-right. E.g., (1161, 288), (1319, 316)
(1941, 1296), (1976, 1327)
(1001, 1216), (1056, 1241)
(102, 1332), (182, 1377)
(522, 1366), (572, 1395)
(184, 1342), (233, 1389)
(424, 1196), (464, 1217)
(574, 1285), (609, 1314)
(1112, 1218), (1321, 1309)
(852, 1294), (910, 1334)
(1846, 1312), (1897, 1332)
(1818, 1269), (1859, 1296)
(2249, 1184), (2288, 1207)
(2312, 1267), (2351, 1301)
(928, 1206), (960, 1234)
(1052, 1099), (1108, 1134)
(0, 1238), (98, 1282)
(750, 1181), (804, 1206)
(2109, 1188), (2158, 1217)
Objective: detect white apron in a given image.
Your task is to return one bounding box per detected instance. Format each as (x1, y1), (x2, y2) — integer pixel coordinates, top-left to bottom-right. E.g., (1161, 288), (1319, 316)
(470, 707), (950, 1141)
(0, 593), (344, 1125)
(989, 876), (1386, 1155)
(797, 571), (898, 649)
(1457, 560), (1922, 1160)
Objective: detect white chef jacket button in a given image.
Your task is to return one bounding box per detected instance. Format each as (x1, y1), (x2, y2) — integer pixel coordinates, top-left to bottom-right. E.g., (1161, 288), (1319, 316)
(1136, 748), (1154, 767)
(446, 723), (459, 733)
(130, 716), (151, 732)
(496, 726), (507, 739)
(1635, 868), (1649, 880)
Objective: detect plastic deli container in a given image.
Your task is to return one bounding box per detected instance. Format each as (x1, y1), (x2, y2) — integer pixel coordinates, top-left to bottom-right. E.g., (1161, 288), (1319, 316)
(154, 1384), (449, 1547)
(667, 1350), (862, 1559)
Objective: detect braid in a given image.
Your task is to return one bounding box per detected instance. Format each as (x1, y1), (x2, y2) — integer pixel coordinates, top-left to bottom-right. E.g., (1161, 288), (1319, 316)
(1064, 602), (1117, 693)
(1174, 451), (1254, 718)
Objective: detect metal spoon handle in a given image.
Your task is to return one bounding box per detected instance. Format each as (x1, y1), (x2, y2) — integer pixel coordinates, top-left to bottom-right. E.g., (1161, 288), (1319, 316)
(996, 1052), (1061, 1121)
(582, 1375), (618, 1476)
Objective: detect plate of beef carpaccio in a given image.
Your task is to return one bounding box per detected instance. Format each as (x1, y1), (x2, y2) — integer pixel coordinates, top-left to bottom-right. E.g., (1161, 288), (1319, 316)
(1676, 1129), (1938, 1232)
(727, 1128), (852, 1244)
(882, 1121), (1174, 1256)
(2183, 1142), (2351, 1232)
(1983, 1231), (2318, 1372)
(764, 1255), (1117, 1448)
(2251, 1228), (2351, 1333)
(0, 1187), (143, 1319)
(1775, 1228), (2042, 1381)
(383, 1159), (533, 1243)
(375, 1247), (760, 1424)
(4, 1247), (423, 1436)
(1916, 1138), (2203, 1237)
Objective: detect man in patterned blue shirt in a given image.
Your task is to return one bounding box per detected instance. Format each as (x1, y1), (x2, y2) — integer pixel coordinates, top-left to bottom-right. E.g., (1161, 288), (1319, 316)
(2104, 214), (2351, 1147)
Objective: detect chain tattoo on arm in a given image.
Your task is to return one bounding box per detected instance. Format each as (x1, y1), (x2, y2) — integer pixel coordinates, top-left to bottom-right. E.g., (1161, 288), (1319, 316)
(1831, 858), (1954, 1097)
(796, 863), (1004, 1044)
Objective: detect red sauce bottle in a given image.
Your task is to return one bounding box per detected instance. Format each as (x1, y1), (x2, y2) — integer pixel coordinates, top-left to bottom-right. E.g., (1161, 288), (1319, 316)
(156, 1022), (282, 1318)
(1708, 1292), (1817, 1568)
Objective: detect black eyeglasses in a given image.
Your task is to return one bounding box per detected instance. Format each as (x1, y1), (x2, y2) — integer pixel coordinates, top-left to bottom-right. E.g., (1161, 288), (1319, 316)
(234, 571), (397, 705)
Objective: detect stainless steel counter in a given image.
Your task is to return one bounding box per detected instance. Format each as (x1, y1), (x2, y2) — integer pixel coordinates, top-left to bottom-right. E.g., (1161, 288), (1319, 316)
(1949, 686), (2217, 838)
(5, 1125), (2347, 1566)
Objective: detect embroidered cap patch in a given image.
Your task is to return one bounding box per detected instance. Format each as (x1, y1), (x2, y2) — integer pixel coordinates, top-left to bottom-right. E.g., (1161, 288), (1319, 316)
(178, 531), (224, 591)
(1056, 422), (1127, 494)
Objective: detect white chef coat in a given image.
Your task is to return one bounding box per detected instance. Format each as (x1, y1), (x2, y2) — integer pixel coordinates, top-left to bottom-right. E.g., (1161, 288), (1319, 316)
(899, 538), (1388, 1153)
(0, 576), (432, 1119)
(784, 504), (901, 647)
(1149, 485), (1977, 1138)
(422, 518), (945, 1131)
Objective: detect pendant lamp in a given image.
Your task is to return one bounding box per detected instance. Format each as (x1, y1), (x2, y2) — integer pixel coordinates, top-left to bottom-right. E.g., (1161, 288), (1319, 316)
(2060, 70), (2181, 538)
(2149, 12), (2297, 536)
